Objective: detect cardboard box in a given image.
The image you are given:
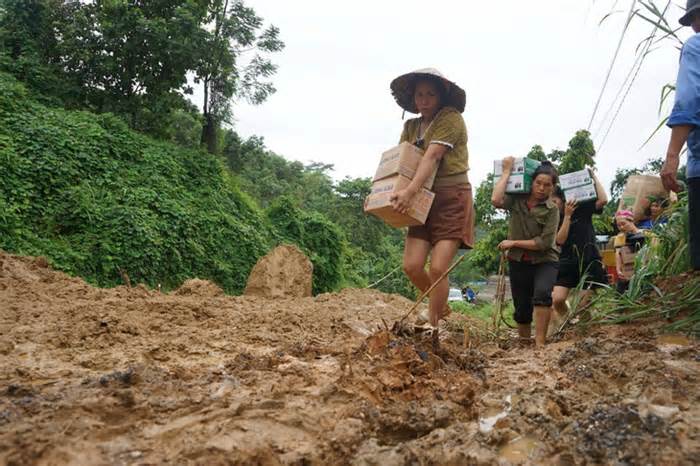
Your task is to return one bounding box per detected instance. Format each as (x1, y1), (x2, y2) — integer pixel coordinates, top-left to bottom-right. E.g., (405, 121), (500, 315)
(619, 246), (636, 275)
(364, 175), (435, 228)
(601, 249), (616, 268)
(373, 142), (437, 189)
(493, 157), (540, 177)
(494, 173), (532, 194)
(618, 175), (668, 222)
(560, 168), (593, 190)
(564, 184), (597, 202)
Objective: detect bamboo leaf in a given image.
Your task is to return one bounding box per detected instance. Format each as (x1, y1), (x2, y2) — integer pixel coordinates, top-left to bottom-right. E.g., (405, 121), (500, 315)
(639, 116), (670, 148)
(633, 11), (675, 35)
(599, 9), (626, 26)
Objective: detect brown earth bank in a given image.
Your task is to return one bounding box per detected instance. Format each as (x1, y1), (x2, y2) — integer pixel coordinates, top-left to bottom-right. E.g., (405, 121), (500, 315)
(0, 251), (698, 465)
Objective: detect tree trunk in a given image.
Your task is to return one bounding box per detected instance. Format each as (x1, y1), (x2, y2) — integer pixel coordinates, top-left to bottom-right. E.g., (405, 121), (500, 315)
(202, 112), (218, 154)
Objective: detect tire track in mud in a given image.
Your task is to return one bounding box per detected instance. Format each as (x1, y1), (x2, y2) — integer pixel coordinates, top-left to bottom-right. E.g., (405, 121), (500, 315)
(1, 252), (698, 465)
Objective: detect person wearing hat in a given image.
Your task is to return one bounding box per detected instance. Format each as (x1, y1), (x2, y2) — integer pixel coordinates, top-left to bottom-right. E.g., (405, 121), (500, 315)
(661, 0), (700, 271)
(388, 68), (474, 327)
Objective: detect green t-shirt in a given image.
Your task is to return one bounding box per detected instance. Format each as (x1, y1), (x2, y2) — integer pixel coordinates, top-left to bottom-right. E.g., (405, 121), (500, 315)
(503, 194), (560, 264)
(399, 106), (468, 183)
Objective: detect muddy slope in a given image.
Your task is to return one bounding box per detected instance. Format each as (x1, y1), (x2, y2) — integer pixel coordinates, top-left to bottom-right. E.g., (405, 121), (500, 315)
(0, 252), (698, 465)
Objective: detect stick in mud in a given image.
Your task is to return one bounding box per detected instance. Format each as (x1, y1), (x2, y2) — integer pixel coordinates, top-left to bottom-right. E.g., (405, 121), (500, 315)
(118, 268), (132, 288)
(396, 254), (467, 327)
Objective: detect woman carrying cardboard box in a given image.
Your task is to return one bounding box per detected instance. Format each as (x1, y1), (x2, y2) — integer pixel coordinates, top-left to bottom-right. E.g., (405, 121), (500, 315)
(550, 169), (609, 327)
(492, 158), (560, 348)
(388, 69), (474, 327)
(613, 210), (646, 294)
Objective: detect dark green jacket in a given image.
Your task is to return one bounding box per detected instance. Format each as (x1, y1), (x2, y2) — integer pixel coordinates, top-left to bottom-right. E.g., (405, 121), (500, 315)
(504, 194), (560, 264)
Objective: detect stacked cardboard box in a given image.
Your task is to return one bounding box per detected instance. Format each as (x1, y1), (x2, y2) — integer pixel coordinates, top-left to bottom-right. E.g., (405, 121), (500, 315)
(364, 142), (437, 228)
(493, 158), (540, 194)
(559, 168), (597, 202)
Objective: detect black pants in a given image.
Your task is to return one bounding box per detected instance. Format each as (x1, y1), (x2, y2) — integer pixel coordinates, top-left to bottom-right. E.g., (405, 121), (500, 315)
(616, 279), (629, 295)
(508, 260), (559, 324)
(690, 177), (700, 271)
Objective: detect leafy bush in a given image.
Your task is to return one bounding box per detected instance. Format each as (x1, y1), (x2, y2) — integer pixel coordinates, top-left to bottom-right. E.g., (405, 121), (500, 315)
(0, 73), (273, 293)
(266, 196), (344, 294)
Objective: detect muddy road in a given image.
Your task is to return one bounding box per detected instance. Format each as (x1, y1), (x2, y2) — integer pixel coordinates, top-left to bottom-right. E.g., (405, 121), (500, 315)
(1, 252), (698, 465)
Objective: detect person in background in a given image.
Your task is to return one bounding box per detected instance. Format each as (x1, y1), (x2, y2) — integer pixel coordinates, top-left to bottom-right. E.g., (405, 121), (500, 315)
(636, 196), (669, 230)
(464, 285), (476, 303)
(492, 157), (560, 348)
(550, 170), (609, 329)
(661, 0), (700, 271)
(388, 69), (475, 327)
(614, 210), (646, 294)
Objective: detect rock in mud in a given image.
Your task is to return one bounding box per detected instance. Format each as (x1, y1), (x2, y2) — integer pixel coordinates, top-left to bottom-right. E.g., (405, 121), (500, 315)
(244, 244), (313, 298)
(98, 367), (138, 387)
(174, 278), (224, 297)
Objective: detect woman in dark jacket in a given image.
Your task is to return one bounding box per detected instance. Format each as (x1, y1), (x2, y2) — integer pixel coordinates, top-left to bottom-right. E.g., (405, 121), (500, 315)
(492, 158), (560, 347)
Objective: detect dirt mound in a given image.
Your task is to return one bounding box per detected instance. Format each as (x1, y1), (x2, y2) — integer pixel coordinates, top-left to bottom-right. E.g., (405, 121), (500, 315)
(0, 250), (698, 465)
(244, 244), (313, 298)
(173, 278), (224, 297)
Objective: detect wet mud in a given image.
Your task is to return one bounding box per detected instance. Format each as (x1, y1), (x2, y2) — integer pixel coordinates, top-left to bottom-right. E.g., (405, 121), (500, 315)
(0, 252), (698, 465)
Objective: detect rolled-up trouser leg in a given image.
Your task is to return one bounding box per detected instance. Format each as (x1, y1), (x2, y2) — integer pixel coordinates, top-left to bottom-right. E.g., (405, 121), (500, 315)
(689, 178), (700, 271)
(532, 262), (559, 307)
(509, 260), (535, 324)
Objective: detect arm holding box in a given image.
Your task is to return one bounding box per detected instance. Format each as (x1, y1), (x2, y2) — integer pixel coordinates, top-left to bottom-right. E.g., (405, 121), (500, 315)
(390, 143), (448, 214)
(492, 157), (514, 209)
(556, 200), (577, 246)
(590, 168), (608, 211)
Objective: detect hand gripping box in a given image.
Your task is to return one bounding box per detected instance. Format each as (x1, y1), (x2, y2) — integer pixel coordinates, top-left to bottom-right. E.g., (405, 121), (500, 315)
(493, 157), (540, 177)
(364, 175), (435, 228)
(493, 158), (540, 194)
(373, 142), (437, 189)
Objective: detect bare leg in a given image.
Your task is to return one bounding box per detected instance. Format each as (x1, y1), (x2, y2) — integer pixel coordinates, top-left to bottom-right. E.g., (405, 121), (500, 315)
(534, 305), (551, 348)
(552, 286), (570, 317)
(549, 286), (570, 337)
(518, 323), (531, 341)
(427, 240), (461, 327)
(402, 236), (431, 295)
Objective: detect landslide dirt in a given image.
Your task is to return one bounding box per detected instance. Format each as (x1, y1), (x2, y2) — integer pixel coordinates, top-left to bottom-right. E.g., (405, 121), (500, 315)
(0, 252), (698, 465)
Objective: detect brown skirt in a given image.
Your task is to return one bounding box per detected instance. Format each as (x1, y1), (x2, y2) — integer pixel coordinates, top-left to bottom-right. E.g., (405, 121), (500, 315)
(407, 183), (475, 249)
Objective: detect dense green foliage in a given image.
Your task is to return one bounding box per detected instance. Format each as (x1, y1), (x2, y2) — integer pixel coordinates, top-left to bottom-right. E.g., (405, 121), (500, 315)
(0, 72), (415, 297)
(266, 196), (344, 295)
(0, 73), (276, 293)
(223, 131), (416, 297)
(0, 0), (283, 151)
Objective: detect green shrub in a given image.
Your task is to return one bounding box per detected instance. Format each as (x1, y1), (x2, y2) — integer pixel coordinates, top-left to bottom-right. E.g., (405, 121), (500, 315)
(0, 73), (273, 293)
(266, 196), (344, 294)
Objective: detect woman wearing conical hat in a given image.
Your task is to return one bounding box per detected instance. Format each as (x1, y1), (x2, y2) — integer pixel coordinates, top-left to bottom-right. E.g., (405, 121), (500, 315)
(389, 68), (475, 327)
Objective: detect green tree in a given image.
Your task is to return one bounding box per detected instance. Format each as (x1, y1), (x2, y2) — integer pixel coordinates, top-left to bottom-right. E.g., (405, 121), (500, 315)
(526, 144), (547, 162)
(0, 0), (283, 146)
(464, 171), (508, 276)
(196, 0), (284, 153)
(0, 0), (71, 103)
(557, 130), (596, 174)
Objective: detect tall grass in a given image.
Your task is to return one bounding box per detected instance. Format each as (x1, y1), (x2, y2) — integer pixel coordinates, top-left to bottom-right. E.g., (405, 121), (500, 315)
(589, 195), (698, 335)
